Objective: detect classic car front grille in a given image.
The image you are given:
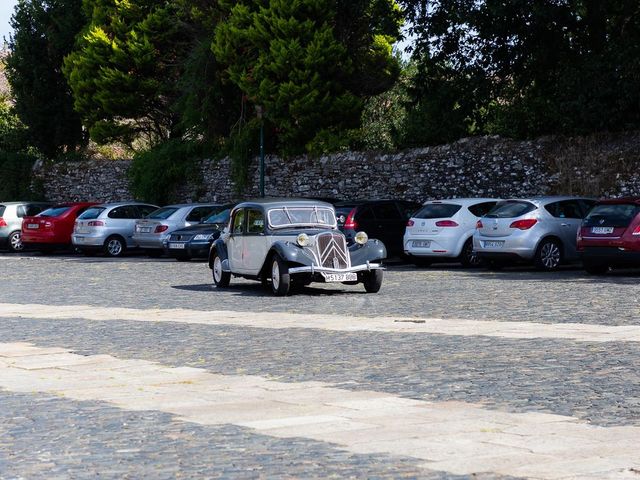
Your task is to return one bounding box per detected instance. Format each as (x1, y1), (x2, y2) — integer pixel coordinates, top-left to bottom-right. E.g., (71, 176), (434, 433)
(169, 234), (193, 242)
(315, 232), (350, 269)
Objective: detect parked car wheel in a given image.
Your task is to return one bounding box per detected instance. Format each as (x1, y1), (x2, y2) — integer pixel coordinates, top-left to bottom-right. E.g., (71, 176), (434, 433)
(583, 262), (609, 275)
(534, 238), (562, 271)
(270, 254), (290, 296)
(459, 238), (481, 267)
(362, 269), (383, 293)
(8, 231), (23, 252)
(212, 252), (230, 287)
(104, 236), (126, 257)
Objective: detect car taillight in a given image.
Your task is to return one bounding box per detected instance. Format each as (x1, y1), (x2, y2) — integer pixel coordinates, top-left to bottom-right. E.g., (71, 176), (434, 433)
(406, 219), (415, 227)
(632, 225), (640, 236)
(155, 225), (169, 233)
(476, 220), (483, 229)
(510, 219), (538, 230)
(344, 209), (358, 230)
(88, 221), (104, 227)
(436, 220), (459, 227)
(0, 218), (6, 227)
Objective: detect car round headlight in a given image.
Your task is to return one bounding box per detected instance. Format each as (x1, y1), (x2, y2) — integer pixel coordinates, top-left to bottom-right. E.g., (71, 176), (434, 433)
(354, 231), (368, 245)
(296, 233), (310, 247)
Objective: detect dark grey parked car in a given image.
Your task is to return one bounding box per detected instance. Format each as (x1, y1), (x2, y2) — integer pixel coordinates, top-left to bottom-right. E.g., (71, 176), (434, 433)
(209, 199), (387, 295)
(0, 201), (52, 252)
(165, 206), (232, 261)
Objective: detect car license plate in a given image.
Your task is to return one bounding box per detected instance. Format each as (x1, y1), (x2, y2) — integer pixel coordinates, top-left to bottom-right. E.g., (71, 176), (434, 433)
(139, 227), (152, 233)
(591, 227), (614, 234)
(169, 242), (186, 249)
(75, 236), (84, 243)
(322, 272), (357, 282)
(484, 240), (504, 248)
(27, 223), (39, 229)
(412, 240), (431, 248)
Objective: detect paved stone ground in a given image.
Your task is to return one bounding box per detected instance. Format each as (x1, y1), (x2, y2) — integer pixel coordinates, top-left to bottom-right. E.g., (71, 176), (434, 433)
(1, 253), (640, 478)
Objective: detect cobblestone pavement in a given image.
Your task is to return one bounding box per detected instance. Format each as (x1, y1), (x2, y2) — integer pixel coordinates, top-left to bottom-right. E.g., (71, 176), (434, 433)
(1, 253), (640, 479)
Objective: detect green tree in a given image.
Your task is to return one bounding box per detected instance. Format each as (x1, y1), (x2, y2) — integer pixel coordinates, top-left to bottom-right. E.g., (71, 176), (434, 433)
(213, 0), (403, 154)
(63, 0), (188, 147)
(399, 0), (640, 141)
(5, 0), (86, 158)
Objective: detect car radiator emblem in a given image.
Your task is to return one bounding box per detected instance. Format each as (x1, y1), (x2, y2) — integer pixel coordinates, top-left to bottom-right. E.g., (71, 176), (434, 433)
(316, 233), (350, 270)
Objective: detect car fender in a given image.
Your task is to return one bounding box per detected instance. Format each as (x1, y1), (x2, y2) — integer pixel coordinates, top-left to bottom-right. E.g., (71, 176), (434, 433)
(349, 239), (387, 264)
(534, 234), (564, 254)
(208, 238), (229, 270)
(455, 231), (474, 257)
(268, 241), (314, 267)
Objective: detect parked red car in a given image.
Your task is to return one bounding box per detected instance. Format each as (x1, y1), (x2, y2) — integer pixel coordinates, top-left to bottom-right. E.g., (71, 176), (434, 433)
(577, 197), (640, 274)
(22, 202), (98, 252)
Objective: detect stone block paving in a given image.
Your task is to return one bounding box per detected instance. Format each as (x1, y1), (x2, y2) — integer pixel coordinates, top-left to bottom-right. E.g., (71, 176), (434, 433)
(3, 255), (640, 325)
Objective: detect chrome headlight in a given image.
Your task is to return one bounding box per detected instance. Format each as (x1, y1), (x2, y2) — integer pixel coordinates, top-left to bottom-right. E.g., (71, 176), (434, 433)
(354, 231), (368, 245)
(296, 233), (310, 247)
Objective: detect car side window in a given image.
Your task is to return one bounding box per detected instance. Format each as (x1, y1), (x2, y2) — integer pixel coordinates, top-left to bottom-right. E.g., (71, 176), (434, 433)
(138, 205), (157, 217)
(108, 206), (137, 219)
(231, 209), (245, 234)
(468, 201), (497, 217)
(246, 209), (265, 234)
(186, 206), (213, 222)
(16, 205), (27, 218)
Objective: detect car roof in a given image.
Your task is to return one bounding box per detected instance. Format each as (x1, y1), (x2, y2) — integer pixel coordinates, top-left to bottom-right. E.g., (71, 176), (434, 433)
(500, 196), (593, 205)
(159, 203), (223, 209)
(422, 198), (500, 205)
(0, 201), (53, 205)
(93, 202), (158, 208)
(235, 198), (334, 209)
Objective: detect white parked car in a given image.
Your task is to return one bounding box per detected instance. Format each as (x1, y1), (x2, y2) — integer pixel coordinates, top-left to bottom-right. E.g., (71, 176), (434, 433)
(404, 198), (499, 267)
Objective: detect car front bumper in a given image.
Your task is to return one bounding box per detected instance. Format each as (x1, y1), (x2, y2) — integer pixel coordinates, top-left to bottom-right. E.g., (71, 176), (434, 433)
(288, 262), (384, 275)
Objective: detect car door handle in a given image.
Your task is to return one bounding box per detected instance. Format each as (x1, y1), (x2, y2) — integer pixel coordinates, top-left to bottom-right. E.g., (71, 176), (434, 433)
(561, 223), (571, 227)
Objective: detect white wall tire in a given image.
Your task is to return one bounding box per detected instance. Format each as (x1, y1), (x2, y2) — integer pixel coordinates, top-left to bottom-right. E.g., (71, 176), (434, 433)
(270, 254), (290, 296)
(212, 253), (231, 287)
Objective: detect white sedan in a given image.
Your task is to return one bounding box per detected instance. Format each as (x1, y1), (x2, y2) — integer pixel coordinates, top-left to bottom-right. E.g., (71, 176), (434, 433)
(404, 198), (499, 267)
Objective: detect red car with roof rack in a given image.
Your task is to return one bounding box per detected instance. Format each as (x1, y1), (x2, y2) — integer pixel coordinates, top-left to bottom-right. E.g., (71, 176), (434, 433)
(21, 202), (98, 252)
(577, 197), (640, 274)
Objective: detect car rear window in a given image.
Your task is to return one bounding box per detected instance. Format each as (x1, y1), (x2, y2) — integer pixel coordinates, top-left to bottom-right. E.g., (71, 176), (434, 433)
(485, 201), (536, 218)
(38, 205), (71, 217)
(414, 203), (462, 219)
(468, 201), (498, 217)
(147, 207), (179, 220)
(78, 207), (106, 220)
(583, 203), (640, 228)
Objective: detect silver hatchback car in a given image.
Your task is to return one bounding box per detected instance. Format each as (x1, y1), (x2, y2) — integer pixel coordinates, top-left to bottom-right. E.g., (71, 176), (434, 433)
(473, 196), (595, 270)
(72, 202), (158, 257)
(132, 203), (222, 256)
(0, 201), (52, 252)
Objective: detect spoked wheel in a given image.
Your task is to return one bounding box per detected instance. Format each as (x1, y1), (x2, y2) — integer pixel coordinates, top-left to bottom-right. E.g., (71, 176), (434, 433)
(459, 238), (481, 267)
(104, 236), (126, 257)
(270, 254), (290, 296)
(534, 239), (562, 271)
(362, 269), (383, 293)
(212, 252), (230, 287)
(8, 231), (23, 252)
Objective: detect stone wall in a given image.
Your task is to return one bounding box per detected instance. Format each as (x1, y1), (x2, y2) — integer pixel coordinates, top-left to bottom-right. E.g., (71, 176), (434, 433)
(32, 133), (640, 204)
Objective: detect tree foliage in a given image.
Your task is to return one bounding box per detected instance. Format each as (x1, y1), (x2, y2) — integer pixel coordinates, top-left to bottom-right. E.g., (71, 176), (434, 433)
(5, 0), (86, 158)
(399, 0), (640, 143)
(213, 0), (403, 154)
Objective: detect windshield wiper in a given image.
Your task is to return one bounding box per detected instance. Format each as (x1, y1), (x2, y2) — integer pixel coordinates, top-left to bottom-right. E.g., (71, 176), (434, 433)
(282, 206), (293, 223)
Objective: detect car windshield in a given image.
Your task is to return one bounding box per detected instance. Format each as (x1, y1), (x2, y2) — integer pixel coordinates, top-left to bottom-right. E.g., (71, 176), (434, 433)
(38, 205), (71, 217)
(147, 207), (179, 220)
(78, 207), (106, 220)
(203, 208), (231, 224)
(583, 203), (640, 228)
(485, 201), (536, 218)
(414, 203), (462, 219)
(267, 206), (336, 229)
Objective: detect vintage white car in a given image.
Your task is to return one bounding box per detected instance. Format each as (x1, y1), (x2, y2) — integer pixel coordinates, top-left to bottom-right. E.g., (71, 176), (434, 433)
(208, 199), (387, 295)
